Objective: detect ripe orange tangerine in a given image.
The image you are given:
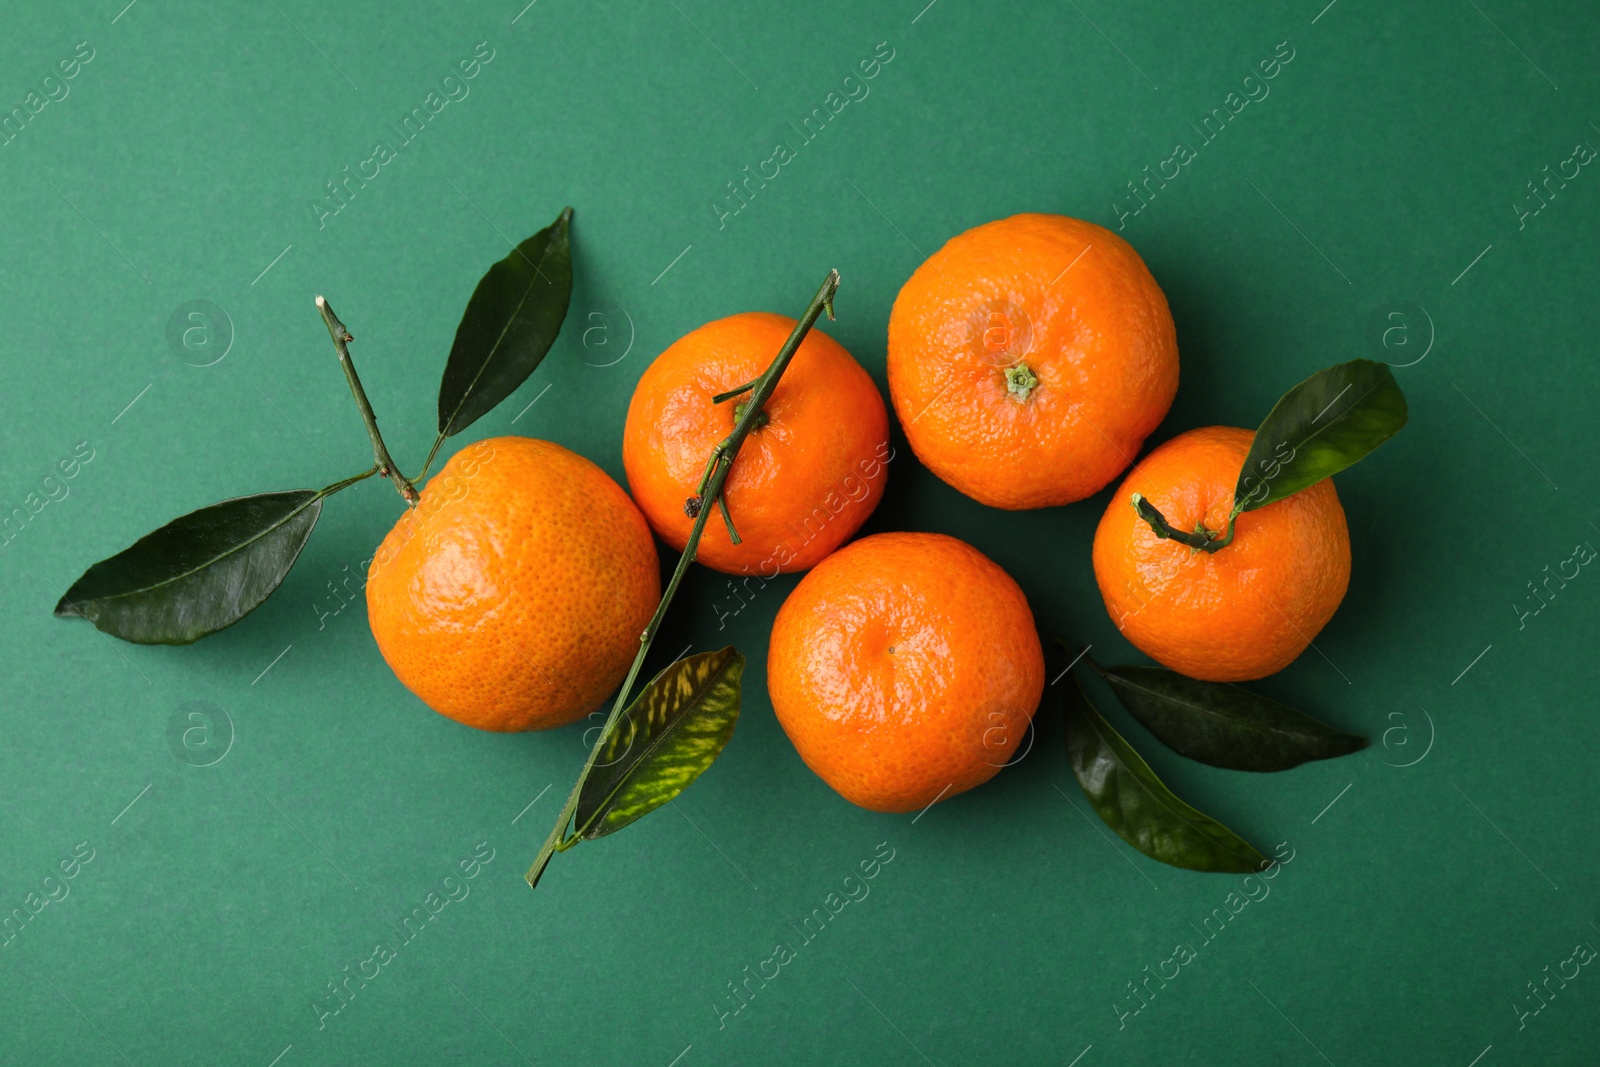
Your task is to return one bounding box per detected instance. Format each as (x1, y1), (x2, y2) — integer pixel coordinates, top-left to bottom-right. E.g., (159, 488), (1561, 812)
(767, 532), (1046, 813)
(1092, 426), (1351, 682)
(366, 437), (660, 732)
(888, 213), (1178, 510)
(623, 312), (890, 576)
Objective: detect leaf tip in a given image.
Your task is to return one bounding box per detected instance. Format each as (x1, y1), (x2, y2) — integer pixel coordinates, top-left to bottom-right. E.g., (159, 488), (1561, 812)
(53, 594), (81, 618)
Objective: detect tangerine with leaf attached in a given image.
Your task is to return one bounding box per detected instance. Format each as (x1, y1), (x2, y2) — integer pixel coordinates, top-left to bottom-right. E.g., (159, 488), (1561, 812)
(1092, 426), (1351, 682)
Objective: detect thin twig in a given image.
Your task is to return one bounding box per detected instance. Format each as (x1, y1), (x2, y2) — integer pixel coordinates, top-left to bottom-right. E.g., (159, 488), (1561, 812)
(318, 466), (380, 497)
(715, 492), (741, 544)
(710, 377), (760, 404)
(315, 296), (419, 505)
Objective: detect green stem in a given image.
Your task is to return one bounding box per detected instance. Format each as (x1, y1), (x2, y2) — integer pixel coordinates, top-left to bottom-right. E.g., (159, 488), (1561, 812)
(692, 450), (720, 500)
(525, 268), (841, 889)
(1131, 493), (1236, 553)
(716, 492), (741, 545)
(414, 432), (447, 485)
(710, 377), (761, 404)
(317, 466), (380, 497)
(316, 295), (420, 507)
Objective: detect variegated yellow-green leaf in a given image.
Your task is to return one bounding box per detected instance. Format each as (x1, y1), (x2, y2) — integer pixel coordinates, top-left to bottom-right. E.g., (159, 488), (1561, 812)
(574, 647), (743, 839)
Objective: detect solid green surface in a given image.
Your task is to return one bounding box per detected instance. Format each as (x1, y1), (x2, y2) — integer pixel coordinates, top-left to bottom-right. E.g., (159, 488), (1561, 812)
(3, 1), (1598, 1064)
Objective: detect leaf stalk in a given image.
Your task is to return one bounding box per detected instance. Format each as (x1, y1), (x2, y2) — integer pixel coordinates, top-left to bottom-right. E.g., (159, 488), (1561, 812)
(319, 466), (380, 497)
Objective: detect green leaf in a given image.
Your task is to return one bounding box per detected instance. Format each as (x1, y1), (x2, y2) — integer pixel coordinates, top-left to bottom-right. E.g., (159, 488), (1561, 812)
(575, 648), (744, 839)
(1235, 358), (1407, 512)
(54, 490), (323, 645)
(1094, 663), (1367, 772)
(437, 206), (573, 437)
(1064, 671), (1267, 873)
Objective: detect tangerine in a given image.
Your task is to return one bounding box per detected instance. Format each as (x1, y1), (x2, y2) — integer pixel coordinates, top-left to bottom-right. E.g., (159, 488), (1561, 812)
(623, 312), (890, 576)
(1092, 426), (1351, 682)
(767, 532), (1045, 813)
(366, 436), (660, 732)
(887, 213), (1178, 510)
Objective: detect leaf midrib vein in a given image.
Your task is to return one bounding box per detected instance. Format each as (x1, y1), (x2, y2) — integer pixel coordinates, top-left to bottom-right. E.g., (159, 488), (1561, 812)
(1109, 673), (1320, 744)
(585, 658), (735, 828)
(445, 227), (563, 433)
(79, 492), (321, 606)
(1251, 373), (1396, 501)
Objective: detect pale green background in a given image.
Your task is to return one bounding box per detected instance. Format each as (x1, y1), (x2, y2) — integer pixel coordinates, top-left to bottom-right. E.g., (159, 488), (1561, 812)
(2, 1), (1597, 1064)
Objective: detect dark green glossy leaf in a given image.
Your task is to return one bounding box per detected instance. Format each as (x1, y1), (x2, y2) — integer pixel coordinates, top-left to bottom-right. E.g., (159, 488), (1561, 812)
(1095, 663), (1367, 772)
(575, 648), (743, 839)
(1235, 358), (1407, 512)
(437, 206), (573, 436)
(54, 490), (323, 645)
(1065, 672), (1267, 873)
